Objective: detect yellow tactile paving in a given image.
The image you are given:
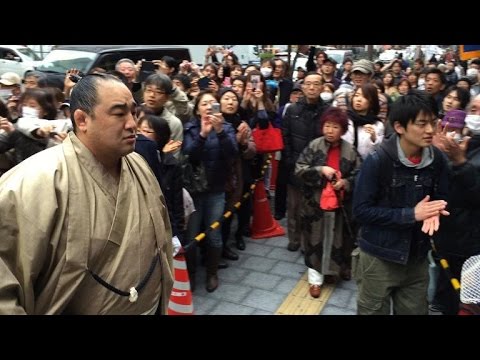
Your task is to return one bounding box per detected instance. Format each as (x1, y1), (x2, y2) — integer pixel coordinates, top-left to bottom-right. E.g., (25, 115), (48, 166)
(275, 272), (335, 315)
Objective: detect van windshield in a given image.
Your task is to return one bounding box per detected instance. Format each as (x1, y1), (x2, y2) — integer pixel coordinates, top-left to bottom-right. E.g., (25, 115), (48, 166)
(36, 50), (96, 74)
(17, 47), (41, 61)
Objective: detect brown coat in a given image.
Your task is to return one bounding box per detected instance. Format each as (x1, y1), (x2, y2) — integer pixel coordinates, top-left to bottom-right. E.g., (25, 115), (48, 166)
(0, 133), (173, 314)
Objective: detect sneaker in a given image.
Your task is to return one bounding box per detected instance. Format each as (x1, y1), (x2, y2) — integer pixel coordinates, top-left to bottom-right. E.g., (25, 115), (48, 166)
(428, 303), (446, 313)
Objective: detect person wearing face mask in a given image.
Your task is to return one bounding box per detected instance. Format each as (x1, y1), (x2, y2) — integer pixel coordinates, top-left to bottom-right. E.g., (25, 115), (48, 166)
(320, 83), (335, 105)
(417, 70), (427, 91)
(430, 94), (480, 315)
(259, 59), (279, 104)
(260, 66), (273, 79)
(15, 88), (72, 146)
(0, 88), (59, 165)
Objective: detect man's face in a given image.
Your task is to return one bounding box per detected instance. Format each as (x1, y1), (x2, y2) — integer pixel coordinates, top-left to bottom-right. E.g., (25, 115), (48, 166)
(396, 111), (436, 149)
(301, 74), (323, 101)
(82, 80), (137, 159)
(470, 96), (480, 115)
(351, 71), (370, 87)
(117, 62), (136, 83)
(425, 73), (444, 96)
(143, 85), (168, 111)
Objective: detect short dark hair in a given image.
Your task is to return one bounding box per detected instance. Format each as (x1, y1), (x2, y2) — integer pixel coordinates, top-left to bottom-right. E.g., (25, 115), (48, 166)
(389, 89), (437, 130)
(69, 73), (123, 133)
(138, 114), (171, 150)
(144, 73), (173, 95)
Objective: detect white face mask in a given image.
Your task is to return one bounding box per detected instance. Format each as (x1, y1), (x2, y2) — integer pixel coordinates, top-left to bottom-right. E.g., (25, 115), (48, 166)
(418, 78), (425, 87)
(0, 89), (12, 100)
(320, 92), (333, 102)
(260, 67), (272, 78)
(22, 106), (39, 118)
(465, 114), (480, 133)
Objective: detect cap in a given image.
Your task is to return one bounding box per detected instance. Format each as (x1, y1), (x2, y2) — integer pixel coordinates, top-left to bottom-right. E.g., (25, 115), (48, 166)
(323, 57), (337, 66)
(351, 59), (374, 74)
(291, 82), (303, 92)
(441, 109), (466, 129)
(0, 72), (22, 86)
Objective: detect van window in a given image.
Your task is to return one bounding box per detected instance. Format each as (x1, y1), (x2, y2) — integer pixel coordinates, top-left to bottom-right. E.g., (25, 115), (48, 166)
(36, 50), (97, 74)
(36, 47), (191, 75)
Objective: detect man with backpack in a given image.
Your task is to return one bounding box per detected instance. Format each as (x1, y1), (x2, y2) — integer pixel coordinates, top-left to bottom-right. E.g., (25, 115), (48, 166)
(352, 90), (450, 315)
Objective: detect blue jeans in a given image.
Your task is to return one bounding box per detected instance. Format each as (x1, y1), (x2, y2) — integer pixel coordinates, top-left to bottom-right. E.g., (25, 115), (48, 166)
(185, 192), (225, 248)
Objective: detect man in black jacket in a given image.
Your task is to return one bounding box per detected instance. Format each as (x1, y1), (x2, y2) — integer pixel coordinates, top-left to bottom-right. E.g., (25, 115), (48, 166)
(282, 72), (328, 251)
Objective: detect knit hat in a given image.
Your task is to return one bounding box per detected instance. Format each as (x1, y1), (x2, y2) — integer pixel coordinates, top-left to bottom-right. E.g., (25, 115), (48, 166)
(441, 109), (467, 129)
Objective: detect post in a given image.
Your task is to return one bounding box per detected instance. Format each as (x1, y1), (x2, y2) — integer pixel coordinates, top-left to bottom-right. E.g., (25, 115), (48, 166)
(367, 44), (373, 61)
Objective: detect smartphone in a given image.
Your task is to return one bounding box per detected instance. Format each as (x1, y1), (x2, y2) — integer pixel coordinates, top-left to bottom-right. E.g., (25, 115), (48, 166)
(198, 77), (211, 90)
(69, 74), (82, 83)
(251, 74), (261, 90)
(211, 102), (220, 114)
(142, 61), (156, 72)
(222, 65), (231, 78)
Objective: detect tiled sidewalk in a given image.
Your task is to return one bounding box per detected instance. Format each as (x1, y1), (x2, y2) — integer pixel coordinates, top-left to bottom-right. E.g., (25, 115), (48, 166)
(191, 217), (358, 315)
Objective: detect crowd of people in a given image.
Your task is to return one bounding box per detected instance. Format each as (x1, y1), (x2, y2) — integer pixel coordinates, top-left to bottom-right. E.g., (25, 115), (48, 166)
(0, 45), (479, 315)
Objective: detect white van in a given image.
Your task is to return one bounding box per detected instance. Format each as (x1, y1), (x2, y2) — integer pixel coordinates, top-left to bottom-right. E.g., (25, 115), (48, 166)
(0, 45), (42, 77)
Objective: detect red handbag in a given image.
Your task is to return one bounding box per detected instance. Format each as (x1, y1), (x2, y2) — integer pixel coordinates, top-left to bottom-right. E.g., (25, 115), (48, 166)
(320, 171), (344, 211)
(251, 123), (284, 153)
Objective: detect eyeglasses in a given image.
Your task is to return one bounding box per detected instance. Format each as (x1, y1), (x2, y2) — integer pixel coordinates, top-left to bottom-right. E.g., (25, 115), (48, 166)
(144, 89), (166, 95)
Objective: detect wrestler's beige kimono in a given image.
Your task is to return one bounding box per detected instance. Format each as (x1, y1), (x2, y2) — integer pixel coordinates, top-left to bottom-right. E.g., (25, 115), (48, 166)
(0, 133), (173, 314)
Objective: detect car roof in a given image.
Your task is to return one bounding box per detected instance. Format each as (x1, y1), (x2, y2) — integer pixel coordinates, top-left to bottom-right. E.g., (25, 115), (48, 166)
(0, 45), (29, 49)
(326, 49), (352, 54)
(53, 45), (189, 53)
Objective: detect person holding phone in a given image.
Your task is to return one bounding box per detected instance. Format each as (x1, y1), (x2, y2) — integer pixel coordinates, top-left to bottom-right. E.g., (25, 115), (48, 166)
(0, 88), (59, 165)
(182, 90), (238, 292)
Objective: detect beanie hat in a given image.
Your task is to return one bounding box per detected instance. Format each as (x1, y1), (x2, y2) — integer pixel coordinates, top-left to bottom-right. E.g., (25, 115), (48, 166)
(441, 109), (467, 129)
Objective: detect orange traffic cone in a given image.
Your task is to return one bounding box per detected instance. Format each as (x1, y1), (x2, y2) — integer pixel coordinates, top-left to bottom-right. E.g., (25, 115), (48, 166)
(168, 252), (194, 315)
(250, 179), (285, 239)
(269, 154), (278, 191)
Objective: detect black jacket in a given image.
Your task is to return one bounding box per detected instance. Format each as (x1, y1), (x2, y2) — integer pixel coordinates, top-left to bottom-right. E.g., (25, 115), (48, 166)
(282, 97), (328, 187)
(435, 135), (480, 259)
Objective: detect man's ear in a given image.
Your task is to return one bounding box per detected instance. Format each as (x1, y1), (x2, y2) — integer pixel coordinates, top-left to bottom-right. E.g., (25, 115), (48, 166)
(393, 120), (405, 135)
(74, 109), (88, 132)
